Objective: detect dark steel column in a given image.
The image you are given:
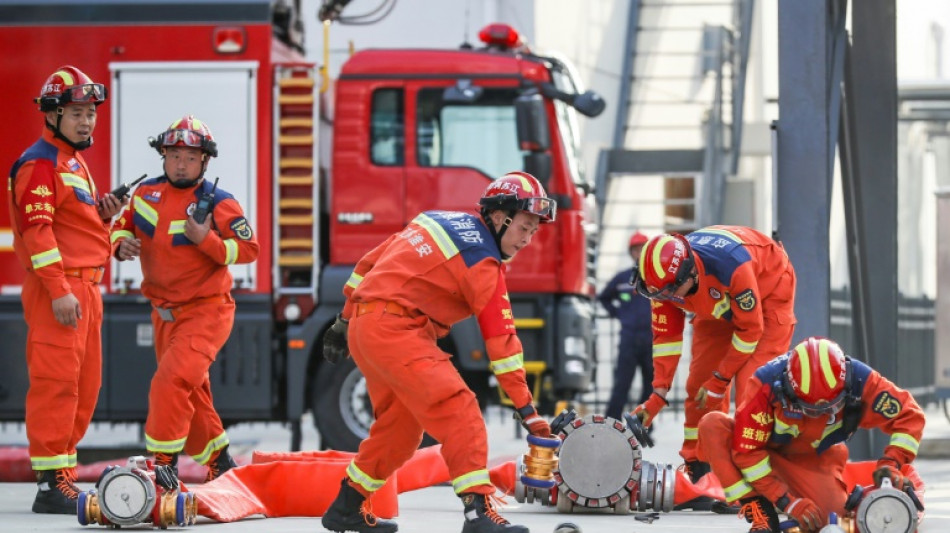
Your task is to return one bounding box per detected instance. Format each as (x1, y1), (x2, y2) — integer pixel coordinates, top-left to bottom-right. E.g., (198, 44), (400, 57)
(847, 0), (898, 460)
(777, 0), (834, 342)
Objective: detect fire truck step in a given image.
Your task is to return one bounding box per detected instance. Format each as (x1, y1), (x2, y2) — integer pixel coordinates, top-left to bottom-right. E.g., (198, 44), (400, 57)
(280, 117), (314, 128)
(279, 198), (313, 209)
(279, 175), (314, 186)
(279, 239), (313, 249)
(279, 215), (314, 225)
(279, 158), (313, 170)
(278, 77), (315, 88)
(279, 254), (315, 266)
(279, 134), (314, 146)
(278, 94), (314, 105)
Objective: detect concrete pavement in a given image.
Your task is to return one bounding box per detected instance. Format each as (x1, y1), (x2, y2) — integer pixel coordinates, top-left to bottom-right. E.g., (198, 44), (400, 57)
(1, 404), (949, 532)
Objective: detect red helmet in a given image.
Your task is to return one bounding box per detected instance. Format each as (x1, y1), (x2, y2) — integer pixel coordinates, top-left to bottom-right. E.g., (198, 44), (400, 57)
(631, 234), (695, 300)
(629, 231), (649, 249)
(785, 337), (849, 416)
(478, 171), (556, 223)
(36, 65), (108, 111)
(149, 114), (218, 157)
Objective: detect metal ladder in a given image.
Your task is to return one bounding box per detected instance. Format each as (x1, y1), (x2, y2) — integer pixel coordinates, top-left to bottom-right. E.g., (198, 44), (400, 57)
(273, 65), (318, 304)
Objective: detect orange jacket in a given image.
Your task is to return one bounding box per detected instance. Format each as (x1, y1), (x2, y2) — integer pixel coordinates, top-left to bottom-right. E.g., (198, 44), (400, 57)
(8, 128), (112, 299)
(343, 210), (533, 409)
(650, 226), (795, 389)
(111, 176), (259, 307)
(728, 356), (925, 502)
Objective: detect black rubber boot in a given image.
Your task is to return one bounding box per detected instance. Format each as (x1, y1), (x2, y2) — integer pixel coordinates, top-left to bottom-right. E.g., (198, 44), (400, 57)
(673, 460), (716, 511)
(31, 469), (78, 514)
(205, 445), (238, 482)
(737, 495), (781, 533)
(322, 478), (398, 533)
(460, 493), (528, 533)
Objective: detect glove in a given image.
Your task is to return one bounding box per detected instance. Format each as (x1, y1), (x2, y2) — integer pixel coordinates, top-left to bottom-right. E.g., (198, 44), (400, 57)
(322, 314), (349, 364)
(695, 372), (730, 411)
(631, 392), (668, 427)
(781, 495), (822, 532)
(872, 457), (905, 489)
(516, 404), (552, 437)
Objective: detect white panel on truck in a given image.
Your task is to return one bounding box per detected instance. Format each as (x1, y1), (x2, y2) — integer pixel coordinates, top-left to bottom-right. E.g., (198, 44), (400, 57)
(109, 61), (259, 292)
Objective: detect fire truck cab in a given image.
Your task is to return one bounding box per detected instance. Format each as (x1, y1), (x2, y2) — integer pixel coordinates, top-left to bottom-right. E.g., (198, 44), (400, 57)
(0, 1), (601, 451)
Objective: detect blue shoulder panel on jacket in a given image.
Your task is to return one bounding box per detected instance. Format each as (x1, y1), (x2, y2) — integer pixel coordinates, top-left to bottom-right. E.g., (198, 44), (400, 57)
(687, 229), (752, 286)
(424, 210), (500, 267)
(9, 139), (58, 180)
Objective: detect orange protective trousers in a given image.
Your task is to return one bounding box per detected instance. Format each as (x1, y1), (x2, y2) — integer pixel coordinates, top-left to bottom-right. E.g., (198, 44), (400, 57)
(23, 273), (102, 470)
(681, 309), (794, 461)
(144, 300), (233, 462)
(698, 412), (849, 515)
(347, 305), (492, 496)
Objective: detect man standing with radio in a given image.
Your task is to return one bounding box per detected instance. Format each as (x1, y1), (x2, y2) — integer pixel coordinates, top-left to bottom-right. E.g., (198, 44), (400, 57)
(111, 115), (259, 482)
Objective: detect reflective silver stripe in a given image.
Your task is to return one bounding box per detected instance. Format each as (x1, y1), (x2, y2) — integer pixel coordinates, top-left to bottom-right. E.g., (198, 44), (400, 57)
(168, 220), (186, 234)
(145, 435), (187, 454)
(66, 453), (78, 468)
(346, 272), (363, 290)
(811, 420), (844, 448)
(347, 461), (386, 493)
(192, 432), (230, 465)
(712, 294), (731, 319)
(413, 213), (459, 259)
(653, 342), (682, 358)
(732, 333), (758, 354)
(223, 239), (238, 265)
(111, 229), (134, 244)
(683, 427), (698, 440)
(724, 479), (754, 501)
(490, 352), (524, 375)
(699, 228), (744, 243)
(134, 196), (159, 226)
(30, 247), (61, 269)
(452, 469), (491, 494)
(740, 456), (772, 482)
(889, 432), (920, 454)
(30, 454), (70, 470)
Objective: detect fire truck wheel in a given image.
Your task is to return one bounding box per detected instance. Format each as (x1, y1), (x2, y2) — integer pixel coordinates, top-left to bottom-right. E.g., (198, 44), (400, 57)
(312, 357), (439, 452)
(313, 357), (372, 451)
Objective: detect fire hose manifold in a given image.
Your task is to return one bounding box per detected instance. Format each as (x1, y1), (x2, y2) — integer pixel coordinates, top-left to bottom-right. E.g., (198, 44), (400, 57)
(513, 410), (675, 514)
(78, 456), (198, 529)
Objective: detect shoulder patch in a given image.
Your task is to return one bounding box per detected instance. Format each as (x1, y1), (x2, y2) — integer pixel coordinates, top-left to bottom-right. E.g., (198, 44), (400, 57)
(229, 217), (254, 240)
(871, 391), (902, 419)
(735, 288), (757, 311)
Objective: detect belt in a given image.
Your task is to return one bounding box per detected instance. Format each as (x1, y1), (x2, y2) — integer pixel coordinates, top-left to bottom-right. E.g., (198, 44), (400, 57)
(155, 294), (232, 322)
(64, 267), (105, 284)
(355, 301), (411, 317)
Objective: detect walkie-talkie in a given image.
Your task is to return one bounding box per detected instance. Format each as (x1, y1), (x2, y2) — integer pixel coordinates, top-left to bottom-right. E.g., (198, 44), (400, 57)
(110, 173), (148, 199)
(192, 177), (219, 224)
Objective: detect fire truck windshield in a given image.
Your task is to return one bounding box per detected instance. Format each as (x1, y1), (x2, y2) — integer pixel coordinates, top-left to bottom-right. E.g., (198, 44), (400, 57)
(416, 87), (522, 179)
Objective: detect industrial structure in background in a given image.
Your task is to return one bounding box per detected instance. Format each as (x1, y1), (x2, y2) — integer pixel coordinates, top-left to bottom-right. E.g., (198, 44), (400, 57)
(0, 0), (604, 451)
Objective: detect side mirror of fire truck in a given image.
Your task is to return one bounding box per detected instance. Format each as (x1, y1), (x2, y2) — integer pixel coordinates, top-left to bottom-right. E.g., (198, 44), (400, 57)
(515, 92), (552, 187)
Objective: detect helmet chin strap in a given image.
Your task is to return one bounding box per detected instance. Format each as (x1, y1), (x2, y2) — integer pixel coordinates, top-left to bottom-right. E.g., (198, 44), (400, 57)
(482, 210), (515, 260)
(46, 116), (92, 151)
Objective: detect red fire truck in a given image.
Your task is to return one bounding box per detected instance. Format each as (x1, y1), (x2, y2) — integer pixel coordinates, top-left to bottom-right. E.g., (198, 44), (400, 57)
(0, 0), (601, 451)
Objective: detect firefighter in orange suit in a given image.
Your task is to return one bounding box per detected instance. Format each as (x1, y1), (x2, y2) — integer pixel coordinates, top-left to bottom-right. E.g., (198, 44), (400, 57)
(8, 65), (124, 514)
(697, 337), (924, 533)
(320, 172), (556, 533)
(111, 115), (259, 482)
(629, 226), (796, 510)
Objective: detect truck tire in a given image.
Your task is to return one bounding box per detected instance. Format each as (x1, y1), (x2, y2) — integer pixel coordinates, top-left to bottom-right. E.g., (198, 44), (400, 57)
(312, 357), (439, 452)
(313, 357), (372, 451)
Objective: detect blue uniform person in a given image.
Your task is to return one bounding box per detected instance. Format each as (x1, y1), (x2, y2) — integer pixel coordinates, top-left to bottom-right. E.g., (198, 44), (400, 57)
(598, 231), (653, 421)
